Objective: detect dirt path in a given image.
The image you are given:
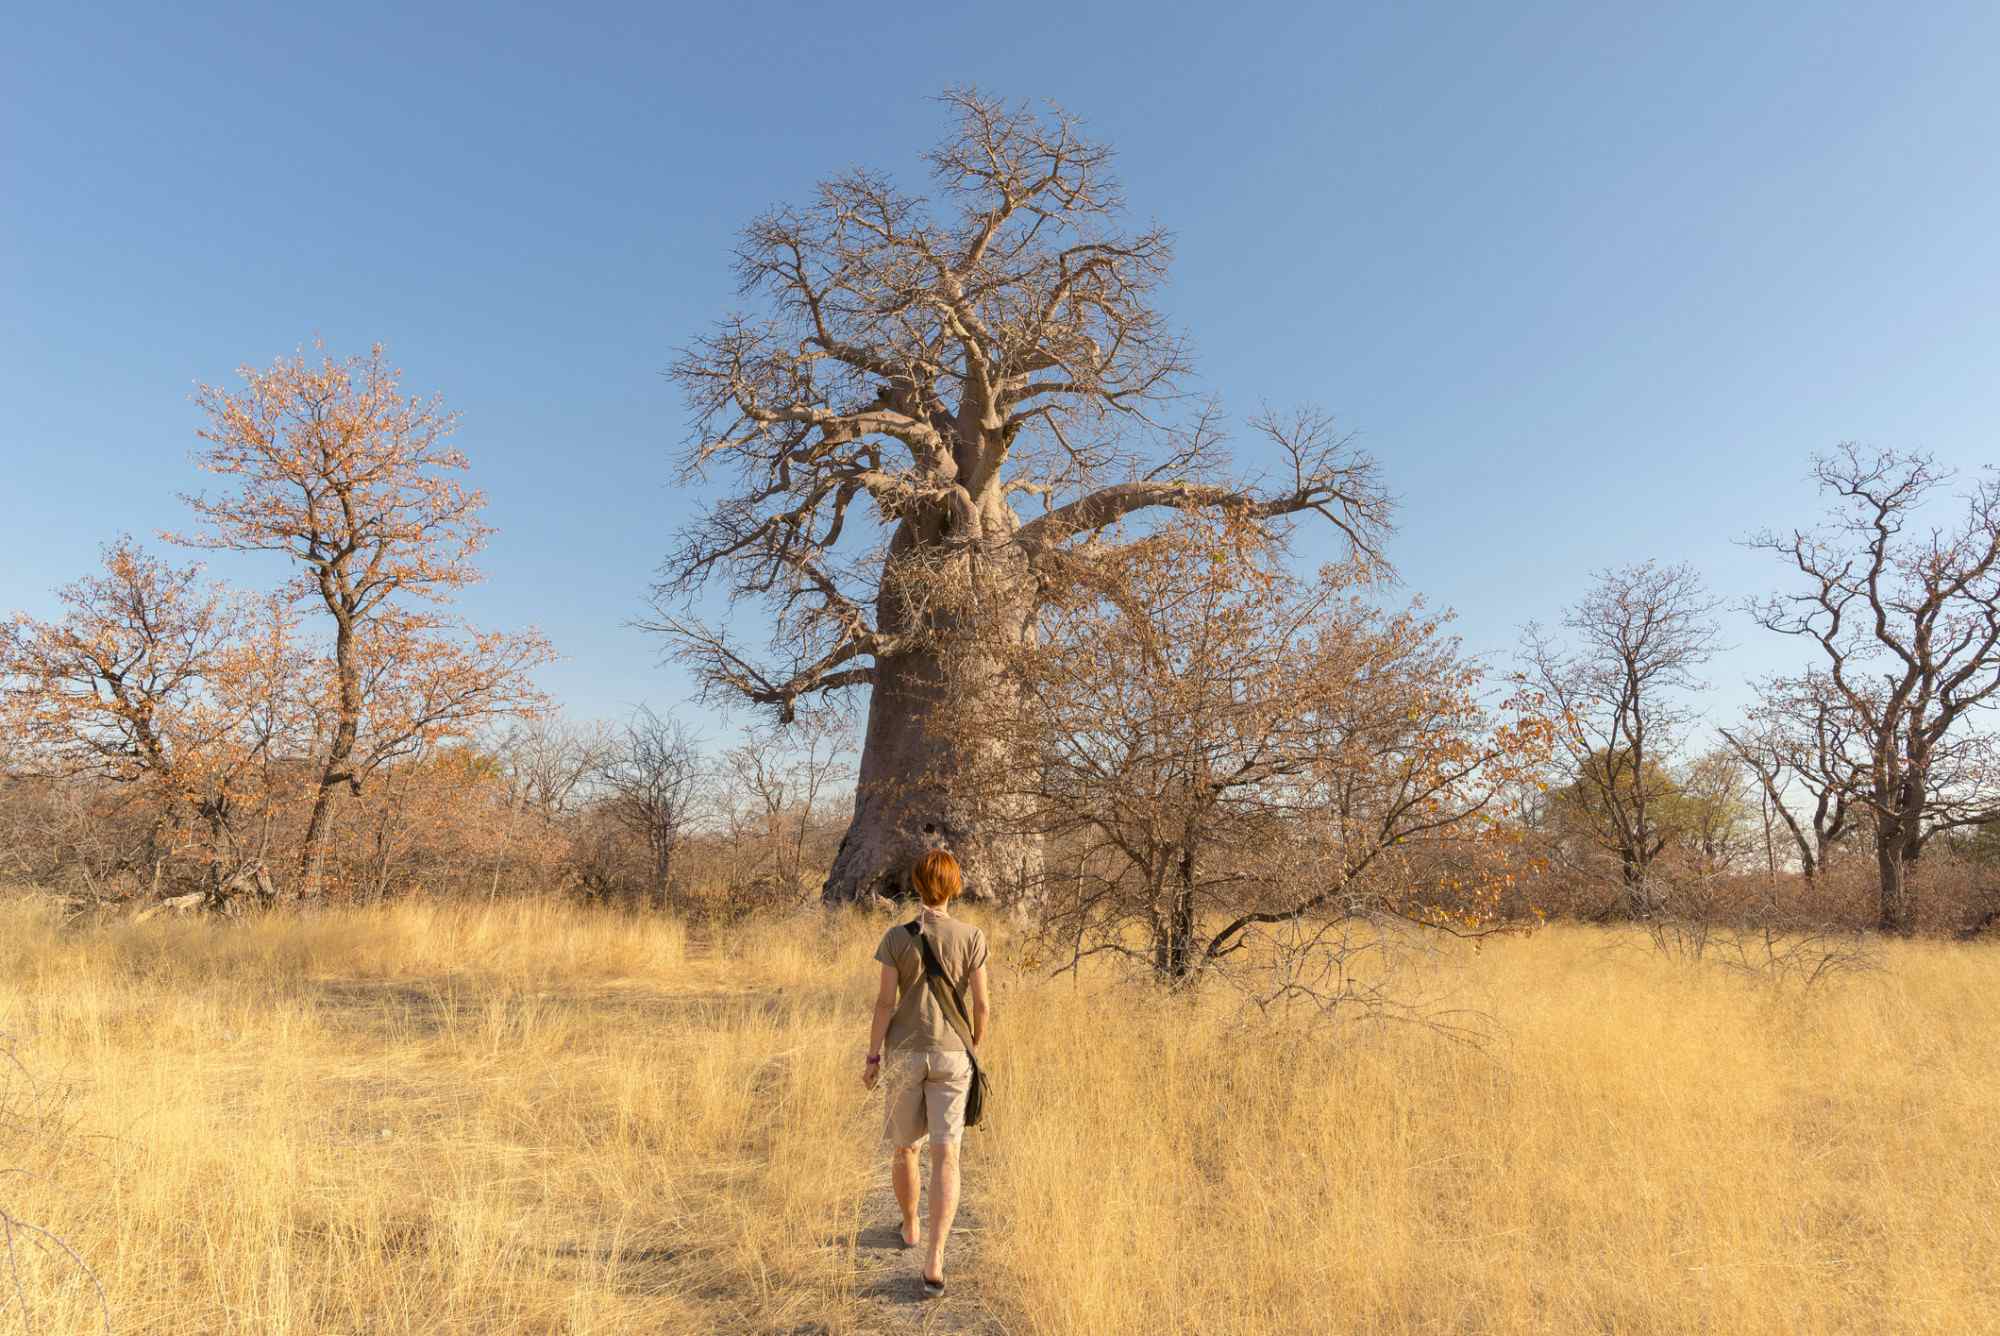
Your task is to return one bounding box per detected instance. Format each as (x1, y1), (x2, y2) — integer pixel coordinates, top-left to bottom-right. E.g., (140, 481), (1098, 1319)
(302, 971), (1018, 1333)
(842, 1141), (1009, 1336)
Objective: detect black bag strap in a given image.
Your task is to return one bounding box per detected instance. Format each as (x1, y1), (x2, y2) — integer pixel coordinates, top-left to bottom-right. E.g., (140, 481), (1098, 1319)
(904, 919), (980, 1062)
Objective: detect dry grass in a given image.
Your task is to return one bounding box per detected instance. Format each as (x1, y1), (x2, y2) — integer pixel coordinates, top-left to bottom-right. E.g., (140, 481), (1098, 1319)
(1, 896), (1994, 1334)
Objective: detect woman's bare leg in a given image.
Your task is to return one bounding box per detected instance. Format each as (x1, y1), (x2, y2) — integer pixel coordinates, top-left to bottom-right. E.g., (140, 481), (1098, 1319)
(924, 1140), (960, 1281)
(892, 1144), (922, 1245)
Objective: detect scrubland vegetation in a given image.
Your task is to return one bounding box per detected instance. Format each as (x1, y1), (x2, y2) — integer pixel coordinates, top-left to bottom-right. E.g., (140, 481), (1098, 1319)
(6, 88), (2000, 1335)
(3, 895), (1995, 1335)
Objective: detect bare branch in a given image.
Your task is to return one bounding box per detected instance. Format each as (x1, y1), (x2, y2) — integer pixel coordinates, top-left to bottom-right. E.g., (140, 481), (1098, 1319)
(1014, 410), (1393, 566)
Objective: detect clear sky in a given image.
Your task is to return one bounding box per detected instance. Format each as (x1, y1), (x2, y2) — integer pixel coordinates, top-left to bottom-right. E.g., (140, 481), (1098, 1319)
(6, 1), (1997, 742)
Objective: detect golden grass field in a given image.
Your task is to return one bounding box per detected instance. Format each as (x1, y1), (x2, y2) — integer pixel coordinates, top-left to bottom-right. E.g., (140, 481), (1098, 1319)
(1, 896), (1995, 1334)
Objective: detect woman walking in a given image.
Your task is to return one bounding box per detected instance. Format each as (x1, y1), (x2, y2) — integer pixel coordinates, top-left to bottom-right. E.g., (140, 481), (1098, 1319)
(861, 849), (990, 1297)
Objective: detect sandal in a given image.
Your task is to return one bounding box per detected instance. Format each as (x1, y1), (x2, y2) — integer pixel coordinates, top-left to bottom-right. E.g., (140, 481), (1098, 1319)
(922, 1274), (946, 1298)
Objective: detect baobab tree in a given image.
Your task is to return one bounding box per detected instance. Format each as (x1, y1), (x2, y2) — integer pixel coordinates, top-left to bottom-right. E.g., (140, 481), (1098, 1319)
(177, 344), (554, 899)
(1748, 445), (2000, 933)
(649, 90), (1391, 904)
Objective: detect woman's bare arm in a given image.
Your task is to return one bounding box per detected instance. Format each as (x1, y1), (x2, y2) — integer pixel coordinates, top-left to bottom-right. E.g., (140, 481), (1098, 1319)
(867, 963), (899, 1057)
(967, 964), (990, 1049)
(861, 962), (899, 1090)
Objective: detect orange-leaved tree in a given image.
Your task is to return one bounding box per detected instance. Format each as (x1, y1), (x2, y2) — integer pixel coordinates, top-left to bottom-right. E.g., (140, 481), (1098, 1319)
(0, 539), (251, 893)
(173, 343), (554, 899)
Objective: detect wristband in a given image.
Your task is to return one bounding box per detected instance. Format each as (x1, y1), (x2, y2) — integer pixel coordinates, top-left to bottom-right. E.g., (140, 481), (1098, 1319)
(865, 1053), (882, 1065)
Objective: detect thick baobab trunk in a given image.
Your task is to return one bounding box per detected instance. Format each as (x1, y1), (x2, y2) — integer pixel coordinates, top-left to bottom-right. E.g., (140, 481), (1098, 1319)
(822, 519), (1042, 907)
(822, 635), (1042, 906)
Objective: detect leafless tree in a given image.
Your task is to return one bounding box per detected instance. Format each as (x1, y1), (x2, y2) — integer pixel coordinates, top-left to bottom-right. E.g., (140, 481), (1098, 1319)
(461, 718), (614, 901)
(598, 708), (704, 905)
(1747, 445), (2000, 932)
(646, 89), (1392, 904)
(722, 713), (854, 899)
(1719, 671), (1863, 885)
(1518, 562), (1723, 916)
(499, 717), (616, 823)
(937, 520), (1551, 984)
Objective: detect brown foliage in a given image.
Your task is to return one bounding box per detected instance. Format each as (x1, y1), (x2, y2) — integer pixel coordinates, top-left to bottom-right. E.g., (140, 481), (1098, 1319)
(0, 541), (307, 900)
(937, 516), (1554, 985)
(174, 342), (556, 896)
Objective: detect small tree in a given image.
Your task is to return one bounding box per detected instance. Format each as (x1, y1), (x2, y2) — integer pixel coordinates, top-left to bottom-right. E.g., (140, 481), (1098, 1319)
(1747, 445), (2000, 932)
(722, 713), (853, 898)
(176, 343), (554, 898)
(1538, 748), (1685, 883)
(599, 707), (704, 905)
(1519, 562), (1723, 916)
(941, 520), (1550, 985)
(1719, 671), (1863, 885)
(1545, 748), (1754, 877)
(0, 540), (244, 895)
(0, 542), (314, 906)
(1674, 749), (1759, 871)
(1951, 819), (2000, 866)
(498, 718), (616, 825)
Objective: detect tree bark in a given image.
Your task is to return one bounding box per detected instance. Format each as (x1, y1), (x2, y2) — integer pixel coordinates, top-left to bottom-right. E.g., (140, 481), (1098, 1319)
(1876, 830), (1912, 934)
(650, 832), (676, 909)
(821, 490), (1048, 907)
(297, 781), (340, 900)
(1873, 771), (1925, 933)
(1154, 847), (1197, 980)
(1618, 848), (1655, 918)
(298, 594), (361, 899)
(144, 807), (174, 899)
(821, 632), (1042, 906)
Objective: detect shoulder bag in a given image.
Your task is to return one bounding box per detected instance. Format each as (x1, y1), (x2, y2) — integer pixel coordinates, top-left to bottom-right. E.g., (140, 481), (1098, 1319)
(904, 920), (990, 1128)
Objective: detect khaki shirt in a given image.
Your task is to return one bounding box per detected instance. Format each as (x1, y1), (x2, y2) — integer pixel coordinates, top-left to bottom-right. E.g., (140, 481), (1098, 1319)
(874, 911), (988, 1054)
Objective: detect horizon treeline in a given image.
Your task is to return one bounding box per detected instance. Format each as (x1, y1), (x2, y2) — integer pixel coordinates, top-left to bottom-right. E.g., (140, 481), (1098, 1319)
(3, 343), (1998, 942)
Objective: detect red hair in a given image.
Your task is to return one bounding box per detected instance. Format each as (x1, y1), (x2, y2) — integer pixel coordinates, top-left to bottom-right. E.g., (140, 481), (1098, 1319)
(911, 849), (962, 907)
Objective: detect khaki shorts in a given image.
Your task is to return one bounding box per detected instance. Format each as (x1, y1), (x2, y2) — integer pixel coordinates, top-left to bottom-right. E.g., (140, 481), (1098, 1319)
(882, 1049), (972, 1148)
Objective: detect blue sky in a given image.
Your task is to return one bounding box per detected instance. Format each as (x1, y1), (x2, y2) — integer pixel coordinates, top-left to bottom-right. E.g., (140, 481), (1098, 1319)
(6, 1), (1997, 743)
